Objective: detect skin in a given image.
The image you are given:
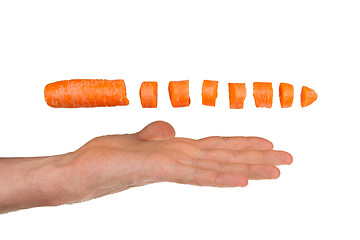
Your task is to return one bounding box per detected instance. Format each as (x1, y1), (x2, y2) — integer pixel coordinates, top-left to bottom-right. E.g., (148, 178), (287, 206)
(0, 121), (292, 214)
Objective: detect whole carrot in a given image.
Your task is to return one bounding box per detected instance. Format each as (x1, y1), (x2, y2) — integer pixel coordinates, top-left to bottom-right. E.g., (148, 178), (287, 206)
(44, 79), (129, 108)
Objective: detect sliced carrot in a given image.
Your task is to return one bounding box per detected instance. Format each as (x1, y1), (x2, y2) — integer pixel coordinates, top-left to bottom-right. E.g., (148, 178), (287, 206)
(301, 86), (318, 107)
(228, 83), (246, 109)
(44, 79), (129, 108)
(139, 82), (158, 108)
(253, 82), (273, 108)
(168, 80), (190, 107)
(279, 83), (294, 108)
(202, 80), (218, 106)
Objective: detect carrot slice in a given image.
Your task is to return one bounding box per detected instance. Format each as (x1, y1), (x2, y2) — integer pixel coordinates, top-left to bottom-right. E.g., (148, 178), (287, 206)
(139, 82), (158, 108)
(168, 80), (191, 107)
(279, 83), (294, 108)
(202, 80), (218, 106)
(301, 86), (318, 107)
(228, 83), (246, 109)
(253, 82), (273, 108)
(44, 79), (129, 108)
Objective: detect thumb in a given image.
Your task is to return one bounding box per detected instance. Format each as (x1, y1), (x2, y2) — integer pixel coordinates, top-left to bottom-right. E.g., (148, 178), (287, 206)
(136, 121), (176, 141)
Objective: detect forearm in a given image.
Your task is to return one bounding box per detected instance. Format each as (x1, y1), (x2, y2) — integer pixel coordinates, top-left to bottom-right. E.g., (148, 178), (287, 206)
(0, 153), (75, 214)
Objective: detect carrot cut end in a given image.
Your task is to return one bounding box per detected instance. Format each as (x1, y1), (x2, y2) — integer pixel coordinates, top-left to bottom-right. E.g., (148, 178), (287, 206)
(44, 79), (129, 108)
(301, 86), (318, 107)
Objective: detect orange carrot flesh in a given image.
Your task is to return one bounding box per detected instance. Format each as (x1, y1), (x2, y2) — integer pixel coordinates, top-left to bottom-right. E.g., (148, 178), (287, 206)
(202, 80), (218, 106)
(44, 79), (129, 108)
(253, 82), (273, 108)
(301, 86), (318, 107)
(168, 80), (190, 107)
(139, 82), (158, 108)
(279, 83), (294, 108)
(228, 83), (246, 109)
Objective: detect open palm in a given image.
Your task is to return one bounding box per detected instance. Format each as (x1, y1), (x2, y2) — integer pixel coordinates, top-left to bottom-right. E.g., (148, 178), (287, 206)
(67, 121), (293, 203)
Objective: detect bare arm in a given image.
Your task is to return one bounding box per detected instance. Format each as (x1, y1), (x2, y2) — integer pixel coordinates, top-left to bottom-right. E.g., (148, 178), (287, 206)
(0, 121), (293, 214)
(0, 154), (75, 214)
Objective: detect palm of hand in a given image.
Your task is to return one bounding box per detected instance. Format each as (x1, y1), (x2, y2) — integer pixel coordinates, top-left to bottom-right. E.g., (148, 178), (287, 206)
(68, 121), (292, 202)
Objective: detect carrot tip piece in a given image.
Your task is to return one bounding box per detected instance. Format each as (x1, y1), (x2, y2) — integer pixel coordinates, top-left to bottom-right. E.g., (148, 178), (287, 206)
(301, 86), (318, 108)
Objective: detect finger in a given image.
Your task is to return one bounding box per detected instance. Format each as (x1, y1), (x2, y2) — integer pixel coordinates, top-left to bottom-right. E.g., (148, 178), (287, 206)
(187, 159), (281, 180)
(164, 163), (248, 187)
(136, 121), (176, 141)
(197, 149), (293, 166)
(197, 136), (273, 151)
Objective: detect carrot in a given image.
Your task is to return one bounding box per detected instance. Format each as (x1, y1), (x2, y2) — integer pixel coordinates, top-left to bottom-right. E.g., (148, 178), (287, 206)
(168, 80), (191, 107)
(202, 80), (218, 106)
(301, 86), (318, 107)
(279, 83), (294, 108)
(139, 82), (158, 108)
(228, 83), (246, 109)
(253, 82), (273, 108)
(44, 79), (129, 108)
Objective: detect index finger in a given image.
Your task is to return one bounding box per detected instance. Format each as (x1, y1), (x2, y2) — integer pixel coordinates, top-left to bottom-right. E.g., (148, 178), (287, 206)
(197, 136), (274, 151)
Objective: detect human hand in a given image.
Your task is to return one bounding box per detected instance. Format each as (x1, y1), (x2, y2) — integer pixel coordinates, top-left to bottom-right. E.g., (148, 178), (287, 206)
(61, 121), (293, 204)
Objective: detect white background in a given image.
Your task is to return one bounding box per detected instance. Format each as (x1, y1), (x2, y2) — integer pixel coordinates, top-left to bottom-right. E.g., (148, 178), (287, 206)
(0, 0), (359, 239)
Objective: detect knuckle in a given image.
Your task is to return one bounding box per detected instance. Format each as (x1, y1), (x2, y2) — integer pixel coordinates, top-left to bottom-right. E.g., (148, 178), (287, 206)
(250, 151), (263, 162)
(230, 150), (238, 161)
(191, 168), (201, 186)
(198, 148), (210, 159)
(243, 163), (250, 174)
(245, 136), (251, 145)
(200, 136), (222, 146)
(166, 140), (200, 156)
(218, 161), (226, 172)
(166, 139), (190, 149)
(213, 172), (221, 187)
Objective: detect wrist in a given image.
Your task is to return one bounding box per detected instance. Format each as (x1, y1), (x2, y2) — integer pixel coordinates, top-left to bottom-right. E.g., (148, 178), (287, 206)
(30, 152), (81, 207)
(0, 153), (78, 213)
